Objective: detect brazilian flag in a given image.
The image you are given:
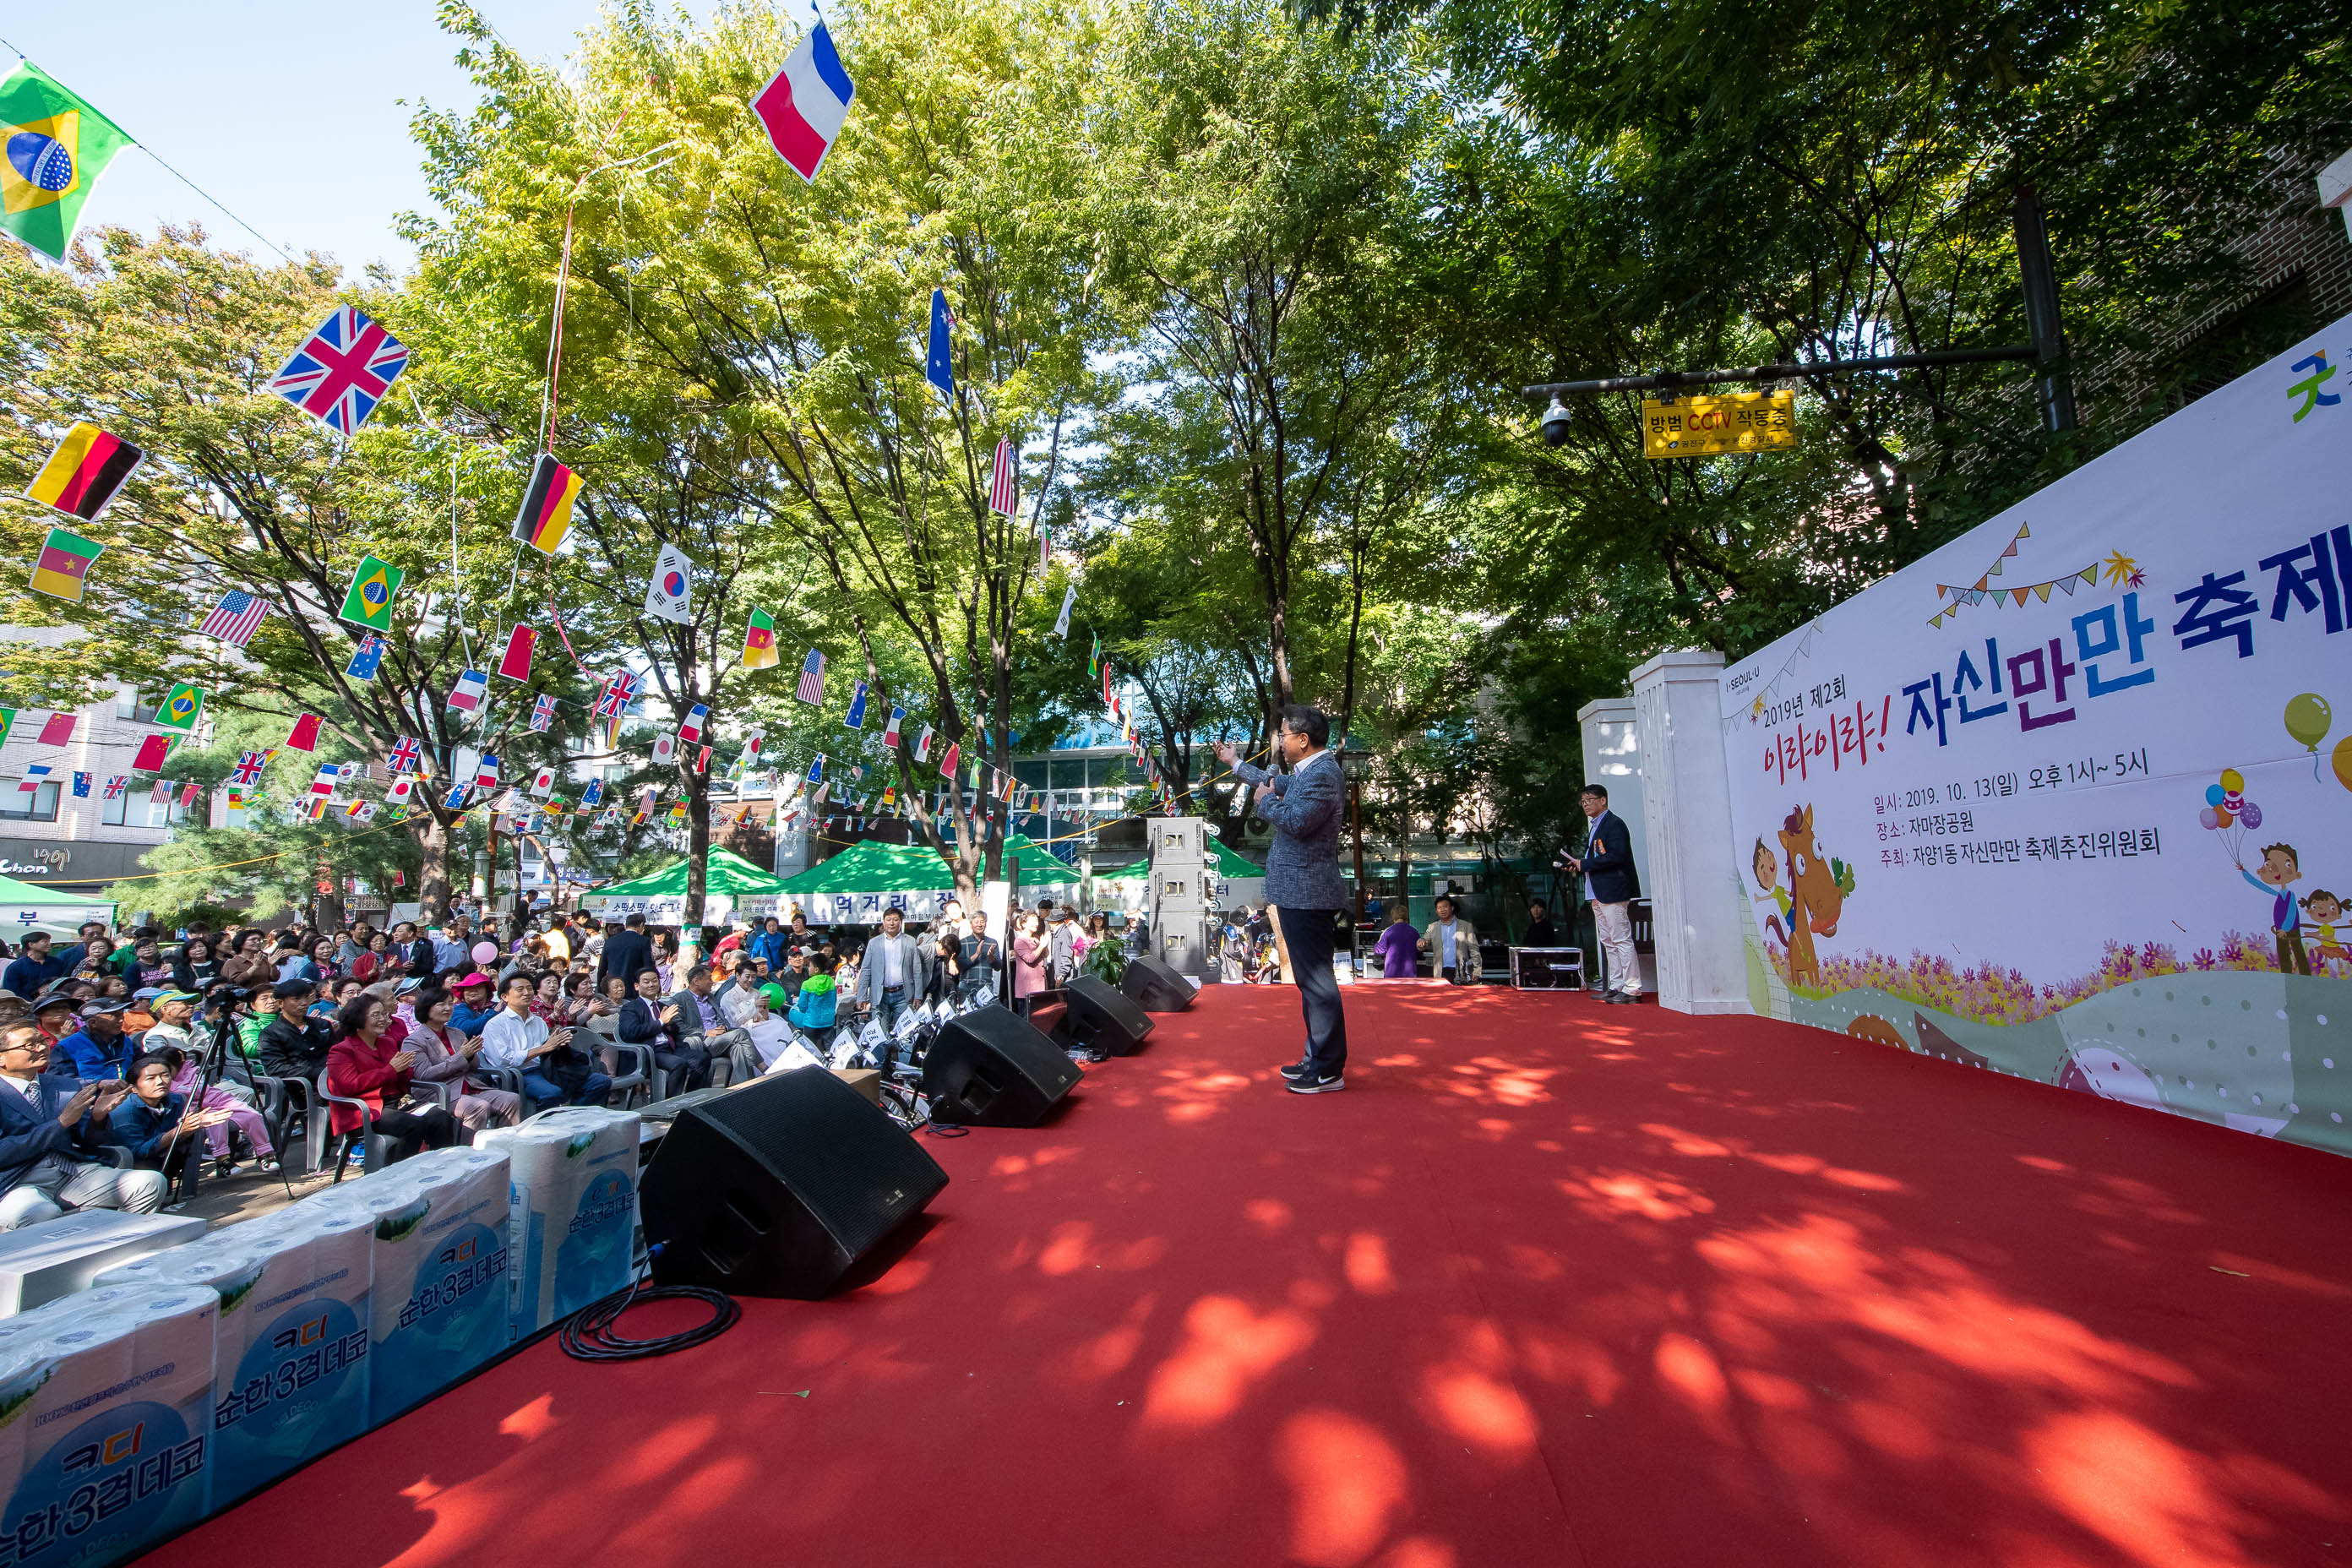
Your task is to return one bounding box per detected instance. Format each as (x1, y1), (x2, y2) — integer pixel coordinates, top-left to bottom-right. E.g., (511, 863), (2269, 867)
(338, 553), (403, 632)
(1, 62), (132, 264)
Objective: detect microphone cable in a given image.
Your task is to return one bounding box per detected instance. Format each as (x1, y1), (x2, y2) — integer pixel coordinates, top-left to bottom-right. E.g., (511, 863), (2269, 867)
(558, 1255), (742, 1361)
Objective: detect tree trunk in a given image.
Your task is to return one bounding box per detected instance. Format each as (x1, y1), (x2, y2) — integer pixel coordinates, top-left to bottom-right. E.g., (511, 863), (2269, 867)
(416, 814), (452, 923)
(685, 769), (710, 926)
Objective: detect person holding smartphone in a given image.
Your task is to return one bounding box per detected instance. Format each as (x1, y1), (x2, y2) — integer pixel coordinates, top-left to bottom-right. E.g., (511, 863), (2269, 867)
(478, 972), (611, 1113)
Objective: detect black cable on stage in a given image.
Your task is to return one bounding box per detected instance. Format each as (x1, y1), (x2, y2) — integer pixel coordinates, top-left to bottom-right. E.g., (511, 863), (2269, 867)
(558, 1274), (741, 1361)
(925, 1122), (969, 1138)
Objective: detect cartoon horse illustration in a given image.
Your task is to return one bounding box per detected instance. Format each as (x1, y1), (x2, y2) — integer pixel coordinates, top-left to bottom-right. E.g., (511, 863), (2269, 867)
(1777, 804), (1846, 988)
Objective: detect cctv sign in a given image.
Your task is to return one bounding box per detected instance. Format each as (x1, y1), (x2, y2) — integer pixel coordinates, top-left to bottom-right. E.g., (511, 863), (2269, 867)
(1642, 389), (1796, 458)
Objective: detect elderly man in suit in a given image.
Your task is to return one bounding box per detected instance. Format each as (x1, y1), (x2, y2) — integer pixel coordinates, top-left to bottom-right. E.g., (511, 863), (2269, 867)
(0, 1020), (162, 1230)
(1216, 703), (1352, 1095)
(668, 962), (761, 1087)
(1560, 783), (1643, 1003)
(854, 907), (931, 1035)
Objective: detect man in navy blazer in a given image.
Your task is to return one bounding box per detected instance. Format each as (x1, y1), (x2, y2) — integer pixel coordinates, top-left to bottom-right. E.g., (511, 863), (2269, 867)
(0, 1021), (166, 1230)
(1218, 704), (1352, 1093)
(1561, 784), (1643, 1002)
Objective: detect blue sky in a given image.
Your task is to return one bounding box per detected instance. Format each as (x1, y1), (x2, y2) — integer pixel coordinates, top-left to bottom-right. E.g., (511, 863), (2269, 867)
(4, 1), (745, 276)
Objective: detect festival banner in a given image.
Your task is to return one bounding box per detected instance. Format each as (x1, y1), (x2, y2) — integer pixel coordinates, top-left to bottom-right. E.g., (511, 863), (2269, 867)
(1720, 318), (2352, 1157)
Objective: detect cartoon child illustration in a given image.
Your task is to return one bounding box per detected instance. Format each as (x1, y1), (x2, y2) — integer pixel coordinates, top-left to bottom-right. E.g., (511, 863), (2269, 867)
(2238, 842), (2310, 976)
(2303, 889), (2349, 971)
(1751, 837), (1790, 949)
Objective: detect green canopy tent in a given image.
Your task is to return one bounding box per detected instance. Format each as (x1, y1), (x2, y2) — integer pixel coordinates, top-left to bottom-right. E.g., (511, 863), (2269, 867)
(778, 834), (1085, 923)
(0, 872), (119, 942)
(577, 848), (796, 925)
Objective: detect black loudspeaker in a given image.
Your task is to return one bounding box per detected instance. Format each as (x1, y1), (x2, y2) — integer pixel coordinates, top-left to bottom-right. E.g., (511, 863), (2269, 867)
(640, 1067), (949, 1299)
(1119, 954), (1198, 1013)
(1057, 974), (1156, 1056)
(921, 1004), (1082, 1126)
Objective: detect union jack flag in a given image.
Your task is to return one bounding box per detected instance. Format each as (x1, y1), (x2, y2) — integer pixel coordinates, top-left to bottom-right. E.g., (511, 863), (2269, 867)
(593, 668), (641, 717)
(988, 438), (1018, 517)
(530, 694), (557, 732)
(199, 590), (270, 647)
(231, 751), (267, 787)
(389, 735), (422, 774)
(266, 306), (409, 435)
(796, 647), (826, 705)
(103, 775), (127, 800)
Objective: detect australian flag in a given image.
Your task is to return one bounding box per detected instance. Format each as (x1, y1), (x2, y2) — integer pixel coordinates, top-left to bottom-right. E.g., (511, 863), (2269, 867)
(843, 679), (868, 730)
(581, 779), (603, 807)
(71, 772), (90, 798)
(345, 635), (386, 681)
(266, 307), (409, 435)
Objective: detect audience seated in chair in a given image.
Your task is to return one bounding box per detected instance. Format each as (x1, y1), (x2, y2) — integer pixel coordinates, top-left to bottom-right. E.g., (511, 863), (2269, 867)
(0, 1021), (165, 1229)
(324, 994), (460, 1165)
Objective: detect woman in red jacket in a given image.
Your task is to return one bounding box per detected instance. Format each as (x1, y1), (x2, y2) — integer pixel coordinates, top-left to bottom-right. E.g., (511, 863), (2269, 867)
(324, 994), (460, 1162)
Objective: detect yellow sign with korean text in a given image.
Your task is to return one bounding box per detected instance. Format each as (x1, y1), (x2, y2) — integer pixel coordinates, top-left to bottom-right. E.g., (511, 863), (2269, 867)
(1642, 389), (1797, 458)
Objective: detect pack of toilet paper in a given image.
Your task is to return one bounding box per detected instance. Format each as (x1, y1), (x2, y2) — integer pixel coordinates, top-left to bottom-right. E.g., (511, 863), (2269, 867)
(0, 1284), (220, 1568)
(476, 1108), (640, 1337)
(318, 1147), (514, 1418)
(193, 1201), (373, 1502)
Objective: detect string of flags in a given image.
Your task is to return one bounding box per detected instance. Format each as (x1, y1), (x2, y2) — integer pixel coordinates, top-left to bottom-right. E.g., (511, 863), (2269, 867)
(6, 40), (1207, 852)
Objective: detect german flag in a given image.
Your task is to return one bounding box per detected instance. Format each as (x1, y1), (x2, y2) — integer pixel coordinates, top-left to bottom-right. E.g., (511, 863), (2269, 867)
(26, 422), (142, 520)
(510, 452), (582, 556)
(28, 526), (103, 602)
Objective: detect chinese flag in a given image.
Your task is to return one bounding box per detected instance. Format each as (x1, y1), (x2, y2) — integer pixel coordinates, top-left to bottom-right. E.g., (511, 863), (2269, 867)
(35, 713), (74, 745)
(498, 624), (536, 681)
(286, 713), (322, 752)
(131, 733), (172, 772)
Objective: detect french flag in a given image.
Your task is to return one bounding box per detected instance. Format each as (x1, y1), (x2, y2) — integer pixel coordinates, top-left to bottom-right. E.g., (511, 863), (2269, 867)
(753, 24), (856, 183)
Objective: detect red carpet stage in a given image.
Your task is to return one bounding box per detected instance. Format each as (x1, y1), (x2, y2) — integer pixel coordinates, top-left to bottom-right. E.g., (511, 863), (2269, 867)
(149, 985), (2352, 1567)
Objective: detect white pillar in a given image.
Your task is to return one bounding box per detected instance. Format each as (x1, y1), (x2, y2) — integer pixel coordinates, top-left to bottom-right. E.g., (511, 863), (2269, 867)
(1629, 650), (1749, 1015)
(1576, 700), (1647, 881)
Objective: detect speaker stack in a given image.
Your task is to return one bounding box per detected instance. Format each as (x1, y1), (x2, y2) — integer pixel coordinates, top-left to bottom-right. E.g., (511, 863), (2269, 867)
(1120, 954), (1198, 1013)
(1055, 973), (1156, 1056)
(921, 1004), (1084, 1126)
(640, 1068), (949, 1299)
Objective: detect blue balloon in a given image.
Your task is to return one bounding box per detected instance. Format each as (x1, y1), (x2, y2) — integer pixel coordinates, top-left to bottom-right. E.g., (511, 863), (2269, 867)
(2205, 784), (2227, 806)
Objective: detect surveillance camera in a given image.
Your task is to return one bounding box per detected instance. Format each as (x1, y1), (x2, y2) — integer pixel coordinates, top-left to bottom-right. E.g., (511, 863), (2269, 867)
(1539, 396), (1573, 447)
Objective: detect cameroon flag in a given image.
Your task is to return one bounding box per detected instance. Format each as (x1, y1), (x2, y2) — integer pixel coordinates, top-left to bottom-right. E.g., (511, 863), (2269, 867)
(510, 452), (582, 555)
(27, 422), (143, 520)
(743, 607), (779, 669)
(1, 63), (132, 264)
(27, 526), (102, 602)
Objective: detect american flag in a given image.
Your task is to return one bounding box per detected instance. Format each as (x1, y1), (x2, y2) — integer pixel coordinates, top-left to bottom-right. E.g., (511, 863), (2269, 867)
(530, 695), (557, 733)
(796, 647), (826, 705)
(231, 751), (267, 786)
(389, 735), (421, 773)
(266, 306), (409, 435)
(103, 776), (127, 800)
(199, 590), (270, 646)
(988, 438), (1018, 517)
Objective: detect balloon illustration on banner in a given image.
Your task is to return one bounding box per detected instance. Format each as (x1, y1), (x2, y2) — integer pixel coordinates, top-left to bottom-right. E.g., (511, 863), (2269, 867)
(2199, 768), (2257, 863)
(2337, 736), (2352, 797)
(2284, 692), (2330, 779)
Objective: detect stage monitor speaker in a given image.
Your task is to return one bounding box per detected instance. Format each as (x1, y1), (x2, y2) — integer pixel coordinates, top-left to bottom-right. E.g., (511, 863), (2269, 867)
(1057, 974), (1156, 1057)
(640, 1067), (948, 1299)
(1120, 954), (1198, 1013)
(922, 1004), (1081, 1126)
